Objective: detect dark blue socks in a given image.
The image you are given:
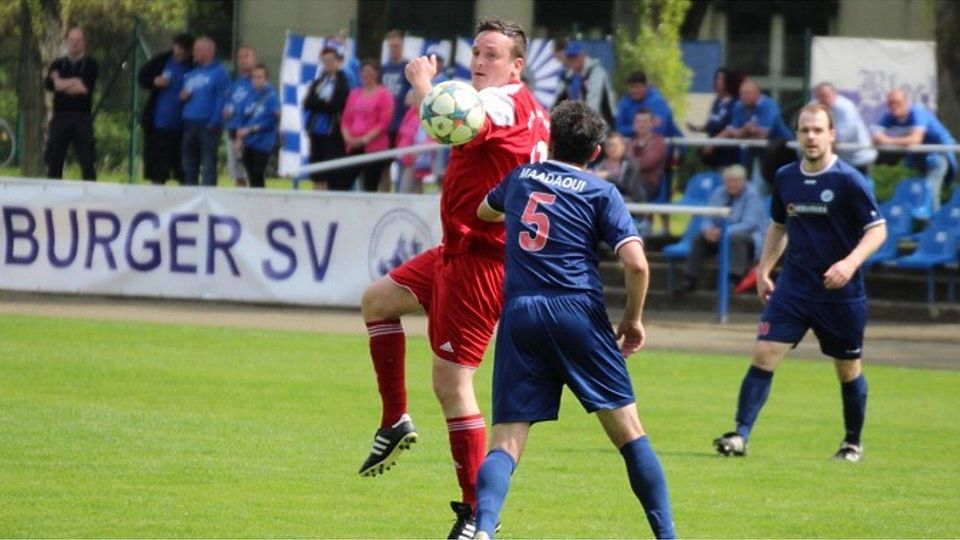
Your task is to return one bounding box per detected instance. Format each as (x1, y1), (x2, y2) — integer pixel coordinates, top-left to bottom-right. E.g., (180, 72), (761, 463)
(841, 374), (868, 445)
(735, 365), (774, 440)
(475, 448), (515, 537)
(620, 436), (676, 539)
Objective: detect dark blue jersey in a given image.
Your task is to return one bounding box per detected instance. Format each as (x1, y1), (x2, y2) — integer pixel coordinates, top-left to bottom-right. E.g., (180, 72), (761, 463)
(486, 160), (641, 302)
(770, 156), (884, 302)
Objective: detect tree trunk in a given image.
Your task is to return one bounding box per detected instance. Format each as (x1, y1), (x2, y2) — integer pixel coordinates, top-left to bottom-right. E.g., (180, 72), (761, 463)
(17, 0), (63, 177)
(935, 0), (960, 139)
(17, 0), (44, 176)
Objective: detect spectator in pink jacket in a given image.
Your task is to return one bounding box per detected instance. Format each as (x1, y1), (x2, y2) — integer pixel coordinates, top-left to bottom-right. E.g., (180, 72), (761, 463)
(395, 90), (436, 193)
(341, 59), (395, 191)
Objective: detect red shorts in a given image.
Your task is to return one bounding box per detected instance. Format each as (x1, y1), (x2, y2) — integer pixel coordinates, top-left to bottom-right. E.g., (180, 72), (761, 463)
(389, 246), (504, 367)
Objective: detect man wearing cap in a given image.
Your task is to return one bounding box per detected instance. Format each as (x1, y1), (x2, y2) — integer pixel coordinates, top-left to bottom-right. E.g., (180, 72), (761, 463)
(555, 40), (616, 128)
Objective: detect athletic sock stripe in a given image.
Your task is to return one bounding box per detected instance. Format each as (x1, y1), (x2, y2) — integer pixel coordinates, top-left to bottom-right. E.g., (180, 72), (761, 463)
(367, 327), (404, 337)
(447, 419), (486, 432)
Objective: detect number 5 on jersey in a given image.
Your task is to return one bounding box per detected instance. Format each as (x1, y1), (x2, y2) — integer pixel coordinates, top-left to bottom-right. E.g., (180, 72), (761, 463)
(519, 192), (557, 252)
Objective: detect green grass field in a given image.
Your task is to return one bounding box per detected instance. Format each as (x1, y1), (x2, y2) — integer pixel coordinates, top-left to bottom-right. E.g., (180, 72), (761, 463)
(1, 313), (958, 538)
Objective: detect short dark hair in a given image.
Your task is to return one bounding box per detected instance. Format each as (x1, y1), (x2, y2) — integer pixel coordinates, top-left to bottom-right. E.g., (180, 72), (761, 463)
(627, 70), (647, 85)
(476, 17), (527, 59)
(633, 107), (652, 119)
(173, 33), (194, 51)
(252, 63), (268, 77)
(550, 101), (606, 164)
(384, 29), (404, 40)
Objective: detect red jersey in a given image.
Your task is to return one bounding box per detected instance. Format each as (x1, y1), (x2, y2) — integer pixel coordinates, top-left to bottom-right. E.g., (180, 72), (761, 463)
(440, 83), (550, 257)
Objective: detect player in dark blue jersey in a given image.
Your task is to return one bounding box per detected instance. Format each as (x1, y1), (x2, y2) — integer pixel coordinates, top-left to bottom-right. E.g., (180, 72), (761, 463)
(714, 103), (887, 462)
(472, 101), (675, 539)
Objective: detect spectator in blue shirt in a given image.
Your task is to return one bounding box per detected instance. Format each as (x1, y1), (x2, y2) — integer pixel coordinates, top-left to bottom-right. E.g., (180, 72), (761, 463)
(681, 164), (767, 294)
(873, 89), (958, 211)
(718, 79), (794, 193)
(180, 37), (231, 186)
(138, 32), (193, 184)
(223, 46), (256, 186)
(615, 70), (681, 139)
(381, 29), (410, 147)
(235, 64), (280, 189)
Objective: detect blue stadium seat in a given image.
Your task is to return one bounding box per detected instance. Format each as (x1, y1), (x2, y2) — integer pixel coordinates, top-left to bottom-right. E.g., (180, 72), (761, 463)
(865, 201), (913, 268)
(948, 186), (960, 207)
(889, 178), (934, 221)
(662, 215), (704, 291)
(928, 200), (960, 233)
(883, 224), (959, 306)
(676, 172), (721, 206)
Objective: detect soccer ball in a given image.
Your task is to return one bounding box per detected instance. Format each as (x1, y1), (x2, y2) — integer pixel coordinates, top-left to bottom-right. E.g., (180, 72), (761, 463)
(420, 80), (485, 146)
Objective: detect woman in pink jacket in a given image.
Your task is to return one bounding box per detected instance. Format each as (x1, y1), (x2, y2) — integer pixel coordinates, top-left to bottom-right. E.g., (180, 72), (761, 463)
(341, 59), (395, 192)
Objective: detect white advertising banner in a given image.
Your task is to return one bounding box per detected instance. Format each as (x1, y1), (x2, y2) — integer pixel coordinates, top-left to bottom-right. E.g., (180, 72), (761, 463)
(810, 36), (936, 127)
(0, 179), (441, 307)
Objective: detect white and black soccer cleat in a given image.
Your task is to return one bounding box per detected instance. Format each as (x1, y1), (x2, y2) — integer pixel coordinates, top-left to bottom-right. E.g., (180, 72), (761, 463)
(358, 413), (419, 477)
(832, 441), (863, 462)
(447, 501), (477, 540)
(713, 431), (747, 457)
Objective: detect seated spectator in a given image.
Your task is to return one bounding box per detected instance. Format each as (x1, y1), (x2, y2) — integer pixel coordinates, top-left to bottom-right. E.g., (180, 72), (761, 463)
(812, 82), (876, 175)
(341, 59), (394, 192)
(687, 67), (743, 168)
(303, 45), (350, 190)
(554, 40), (616, 128)
(717, 79), (793, 193)
(681, 164), (766, 294)
(235, 64), (280, 189)
(625, 109), (668, 202)
(615, 70), (681, 139)
(873, 89), (957, 211)
(590, 131), (633, 197)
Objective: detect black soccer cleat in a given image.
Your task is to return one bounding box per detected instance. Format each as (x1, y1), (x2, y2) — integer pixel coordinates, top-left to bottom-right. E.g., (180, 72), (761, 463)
(832, 441), (863, 462)
(447, 501), (500, 539)
(358, 413), (419, 477)
(713, 431), (747, 456)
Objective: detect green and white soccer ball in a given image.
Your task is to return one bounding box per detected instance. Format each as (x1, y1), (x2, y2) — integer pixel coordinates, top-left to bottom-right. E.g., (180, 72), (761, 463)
(420, 80), (486, 146)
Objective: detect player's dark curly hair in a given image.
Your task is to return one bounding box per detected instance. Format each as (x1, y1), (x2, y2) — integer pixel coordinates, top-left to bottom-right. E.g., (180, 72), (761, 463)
(550, 101), (607, 165)
(476, 17), (527, 59)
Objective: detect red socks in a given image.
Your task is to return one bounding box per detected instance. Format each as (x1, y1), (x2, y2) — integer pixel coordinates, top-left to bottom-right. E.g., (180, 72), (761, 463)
(446, 414), (487, 510)
(366, 319), (406, 428)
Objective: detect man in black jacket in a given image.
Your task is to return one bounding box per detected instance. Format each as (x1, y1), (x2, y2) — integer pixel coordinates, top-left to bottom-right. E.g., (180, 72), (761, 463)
(138, 33), (194, 184)
(45, 27), (99, 181)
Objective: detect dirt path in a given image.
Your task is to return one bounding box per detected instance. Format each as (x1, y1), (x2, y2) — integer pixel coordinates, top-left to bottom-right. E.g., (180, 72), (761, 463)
(1, 291), (957, 370)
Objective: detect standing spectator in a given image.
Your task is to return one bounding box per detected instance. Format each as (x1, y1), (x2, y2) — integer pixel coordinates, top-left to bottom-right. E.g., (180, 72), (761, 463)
(425, 43), (451, 84)
(44, 27), (99, 181)
(590, 131), (633, 198)
(223, 46), (256, 187)
(713, 104), (886, 463)
(717, 79), (793, 193)
(812, 82), (876, 176)
(554, 41), (616, 128)
(139, 33), (193, 185)
(303, 46), (351, 191)
(474, 100), (675, 540)
(381, 29), (410, 145)
(340, 60), (394, 192)
(615, 70), (681, 139)
(395, 90), (434, 194)
(681, 164), (766, 294)
(235, 64), (280, 189)
(873, 89), (958, 211)
(687, 67), (743, 168)
(180, 37), (230, 186)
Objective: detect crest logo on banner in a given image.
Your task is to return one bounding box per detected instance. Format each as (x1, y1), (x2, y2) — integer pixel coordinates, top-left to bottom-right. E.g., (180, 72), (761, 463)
(368, 208), (433, 279)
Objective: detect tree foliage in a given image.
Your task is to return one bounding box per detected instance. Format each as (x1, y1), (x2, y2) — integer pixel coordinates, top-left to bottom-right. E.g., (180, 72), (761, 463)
(615, 0), (693, 120)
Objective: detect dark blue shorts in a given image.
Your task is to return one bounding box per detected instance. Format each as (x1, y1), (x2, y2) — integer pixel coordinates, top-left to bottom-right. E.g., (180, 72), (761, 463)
(757, 292), (868, 360)
(491, 294), (636, 424)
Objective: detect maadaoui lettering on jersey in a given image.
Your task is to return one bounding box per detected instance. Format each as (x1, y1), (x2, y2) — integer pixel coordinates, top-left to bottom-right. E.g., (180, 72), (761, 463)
(518, 166), (587, 192)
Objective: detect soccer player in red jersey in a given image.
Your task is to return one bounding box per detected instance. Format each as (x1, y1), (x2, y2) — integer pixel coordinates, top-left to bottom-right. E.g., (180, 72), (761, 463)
(357, 17), (550, 538)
